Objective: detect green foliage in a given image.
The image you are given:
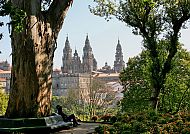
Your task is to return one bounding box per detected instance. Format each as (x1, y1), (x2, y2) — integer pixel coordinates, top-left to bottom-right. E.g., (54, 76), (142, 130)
(95, 111), (190, 133)
(0, 90), (9, 116)
(92, 0), (190, 36)
(120, 51), (152, 113)
(52, 79), (118, 121)
(0, 0), (26, 33)
(120, 40), (190, 113)
(52, 89), (80, 115)
(95, 125), (110, 134)
(89, 0), (117, 21)
(88, 79), (117, 119)
(92, 0), (190, 111)
(159, 45), (190, 113)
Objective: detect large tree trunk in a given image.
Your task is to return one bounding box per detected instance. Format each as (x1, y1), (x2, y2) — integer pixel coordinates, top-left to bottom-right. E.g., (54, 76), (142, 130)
(5, 0), (72, 118)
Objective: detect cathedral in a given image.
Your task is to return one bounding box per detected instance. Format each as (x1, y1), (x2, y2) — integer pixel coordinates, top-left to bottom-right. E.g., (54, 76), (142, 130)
(61, 35), (125, 74)
(61, 35), (97, 74)
(53, 37), (125, 96)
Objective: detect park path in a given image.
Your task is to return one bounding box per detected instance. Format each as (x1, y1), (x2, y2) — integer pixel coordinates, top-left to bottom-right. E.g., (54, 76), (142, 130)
(52, 122), (100, 134)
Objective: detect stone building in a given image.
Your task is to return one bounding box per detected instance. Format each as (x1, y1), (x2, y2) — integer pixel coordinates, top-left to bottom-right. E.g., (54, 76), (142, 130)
(52, 70), (91, 99)
(0, 70), (11, 92)
(0, 78), (7, 93)
(92, 72), (120, 83)
(98, 62), (115, 73)
(52, 38), (125, 100)
(61, 35), (97, 74)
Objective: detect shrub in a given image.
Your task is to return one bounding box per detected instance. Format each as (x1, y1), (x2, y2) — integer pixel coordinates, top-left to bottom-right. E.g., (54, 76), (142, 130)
(100, 115), (112, 122)
(91, 116), (98, 122)
(181, 128), (190, 134)
(95, 125), (110, 134)
(110, 116), (117, 123)
(95, 111), (190, 133)
(176, 119), (184, 127)
(0, 91), (9, 116)
(158, 117), (167, 124)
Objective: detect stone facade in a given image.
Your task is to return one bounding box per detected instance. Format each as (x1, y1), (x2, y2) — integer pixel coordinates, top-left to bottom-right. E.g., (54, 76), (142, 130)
(0, 70), (11, 92)
(92, 72), (120, 83)
(61, 35), (97, 74)
(52, 70), (91, 97)
(97, 62), (115, 73)
(0, 61), (11, 92)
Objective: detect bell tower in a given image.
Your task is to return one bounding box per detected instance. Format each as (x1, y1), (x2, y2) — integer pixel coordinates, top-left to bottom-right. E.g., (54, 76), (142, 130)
(82, 35), (97, 73)
(62, 36), (72, 73)
(114, 39), (125, 72)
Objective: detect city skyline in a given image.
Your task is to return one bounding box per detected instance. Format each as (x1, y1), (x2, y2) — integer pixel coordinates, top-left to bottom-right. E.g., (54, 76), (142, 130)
(0, 0), (190, 69)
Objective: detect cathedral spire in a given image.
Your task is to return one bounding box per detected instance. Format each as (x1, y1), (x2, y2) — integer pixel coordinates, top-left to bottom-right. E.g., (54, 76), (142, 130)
(62, 35), (97, 74)
(65, 35), (70, 48)
(74, 49), (78, 57)
(116, 38), (121, 50)
(83, 34), (96, 73)
(62, 35), (72, 73)
(85, 34), (91, 48)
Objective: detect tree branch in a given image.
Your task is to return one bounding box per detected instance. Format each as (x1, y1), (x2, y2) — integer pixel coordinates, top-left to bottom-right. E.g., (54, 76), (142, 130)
(47, 0), (73, 34)
(161, 12), (190, 88)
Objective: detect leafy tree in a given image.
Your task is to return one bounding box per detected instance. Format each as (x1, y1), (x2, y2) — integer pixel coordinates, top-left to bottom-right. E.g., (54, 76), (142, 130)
(52, 79), (117, 121)
(0, 0), (27, 37)
(52, 90), (80, 116)
(0, 0), (73, 118)
(63, 88), (81, 115)
(88, 79), (116, 118)
(120, 41), (190, 113)
(0, 90), (9, 116)
(91, 0), (190, 111)
(120, 51), (152, 113)
(160, 45), (190, 113)
(52, 89), (84, 120)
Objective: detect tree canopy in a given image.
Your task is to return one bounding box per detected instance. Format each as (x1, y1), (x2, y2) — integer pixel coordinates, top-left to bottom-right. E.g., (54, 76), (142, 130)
(92, 0), (190, 111)
(120, 41), (190, 113)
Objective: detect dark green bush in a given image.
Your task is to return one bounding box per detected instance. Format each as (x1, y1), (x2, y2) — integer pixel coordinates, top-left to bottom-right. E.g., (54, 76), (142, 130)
(181, 128), (190, 134)
(91, 116), (98, 122)
(110, 116), (117, 123)
(95, 125), (105, 134)
(158, 117), (167, 124)
(95, 111), (190, 133)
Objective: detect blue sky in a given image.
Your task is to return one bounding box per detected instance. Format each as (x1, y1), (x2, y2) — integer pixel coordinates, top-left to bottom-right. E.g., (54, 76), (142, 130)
(0, 0), (190, 69)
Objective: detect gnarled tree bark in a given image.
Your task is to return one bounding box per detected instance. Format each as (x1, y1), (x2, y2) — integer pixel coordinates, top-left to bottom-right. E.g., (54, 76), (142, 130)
(5, 0), (73, 118)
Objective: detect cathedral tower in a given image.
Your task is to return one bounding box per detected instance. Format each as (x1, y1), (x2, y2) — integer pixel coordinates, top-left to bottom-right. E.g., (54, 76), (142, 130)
(62, 36), (72, 73)
(72, 49), (82, 73)
(82, 35), (97, 73)
(114, 39), (125, 72)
